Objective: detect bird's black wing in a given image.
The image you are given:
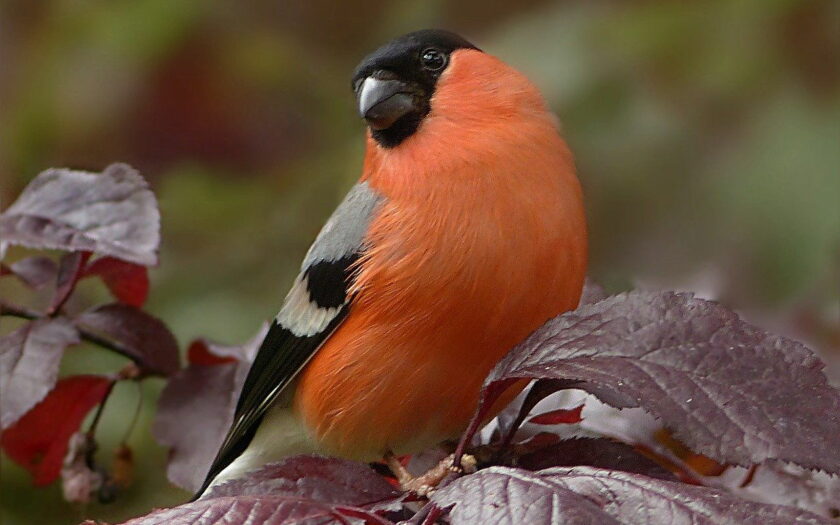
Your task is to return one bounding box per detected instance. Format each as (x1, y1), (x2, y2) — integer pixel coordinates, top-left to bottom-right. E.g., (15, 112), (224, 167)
(195, 181), (383, 497)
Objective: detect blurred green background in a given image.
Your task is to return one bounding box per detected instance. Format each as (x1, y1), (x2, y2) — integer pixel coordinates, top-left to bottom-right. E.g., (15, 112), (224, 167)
(1, 0), (838, 523)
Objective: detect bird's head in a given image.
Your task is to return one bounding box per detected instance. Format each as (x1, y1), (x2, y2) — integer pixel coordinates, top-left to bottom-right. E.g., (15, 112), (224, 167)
(352, 29), (556, 172)
(352, 30), (478, 149)
(352, 30), (553, 152)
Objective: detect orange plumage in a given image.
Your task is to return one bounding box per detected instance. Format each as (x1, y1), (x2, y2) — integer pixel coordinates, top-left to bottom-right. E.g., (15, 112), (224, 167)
(295, 48), (587, 459)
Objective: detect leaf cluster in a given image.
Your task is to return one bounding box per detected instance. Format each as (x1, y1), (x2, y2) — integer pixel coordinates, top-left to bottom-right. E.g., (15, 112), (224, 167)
(2, 166), (838, 523)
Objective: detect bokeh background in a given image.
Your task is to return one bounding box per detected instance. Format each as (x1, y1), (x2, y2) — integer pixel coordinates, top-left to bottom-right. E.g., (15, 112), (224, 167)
(1, 0), (838, 523)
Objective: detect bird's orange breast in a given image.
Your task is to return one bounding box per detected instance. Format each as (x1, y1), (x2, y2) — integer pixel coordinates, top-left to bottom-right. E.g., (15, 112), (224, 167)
(294, 50), (587, 460)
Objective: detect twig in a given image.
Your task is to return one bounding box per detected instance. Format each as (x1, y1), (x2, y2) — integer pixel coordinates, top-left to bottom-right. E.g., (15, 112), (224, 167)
(120, 381), (144, 445)
(86, 380), (117, 439)
(739, 464), (759, 488)
(0, 301), (40, 320)
(0, 300), (140, 365)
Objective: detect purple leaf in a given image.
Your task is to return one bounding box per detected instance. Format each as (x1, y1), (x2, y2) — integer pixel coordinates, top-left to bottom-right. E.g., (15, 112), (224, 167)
(0, 318), (80, 428)
(580, 278), (608, 305)
(1, 256), (58, 289)
(463, 292), (840, 474)
(204, 456), (399, 502)
(121, 496), (393, 525)
(717, 461), (840, 519)
(153, 324), (266, 491)
(517, 438), (677, 481)
(74, 303), (180, 376)
(48, 251), (90, 314)
(494, 378), (579, 452)
(431, 466), (829, 524)
(0, 164), (160, 266)
(121, 456), (399, 525)
(431, 467), (620, 525)
(154, 364), (242, 491)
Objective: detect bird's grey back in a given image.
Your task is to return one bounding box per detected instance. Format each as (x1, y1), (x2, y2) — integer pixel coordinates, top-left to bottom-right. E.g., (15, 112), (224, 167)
(303, 181), (383, 267)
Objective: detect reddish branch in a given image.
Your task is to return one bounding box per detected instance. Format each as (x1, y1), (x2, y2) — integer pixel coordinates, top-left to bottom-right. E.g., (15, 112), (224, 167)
(0, 300), (141, 365)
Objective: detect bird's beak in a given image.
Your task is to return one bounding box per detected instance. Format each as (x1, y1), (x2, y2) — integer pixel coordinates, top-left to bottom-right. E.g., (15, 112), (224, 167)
(357, 77), (417, 130)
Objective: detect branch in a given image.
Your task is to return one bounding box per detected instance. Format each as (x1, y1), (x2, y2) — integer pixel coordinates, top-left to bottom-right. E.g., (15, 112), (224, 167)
(0, 301), (41, 320)
(0, 300), (143, 366)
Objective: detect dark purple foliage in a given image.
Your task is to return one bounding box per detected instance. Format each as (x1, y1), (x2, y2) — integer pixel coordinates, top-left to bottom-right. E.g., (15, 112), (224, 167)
(1, 163), (165, 500)
(1, 256), (58, 289)
(121, 457), (400, 525)
(74, 303), (180, 376)
(516, 438), (677, 481)
(579, 278), (608, 305)
(204, 456), (399, 502)
(0, 318), (80, 428)
(460, 291), (840, 473)
(492, 378), (581, 451)
(5, 162), (840, 522)
(431, 466), (830, 524)
(121, 496), (392, 525)
(48, 251), (90, 314)
(153, 325), (266, 491)
(0, 164), (160, 266)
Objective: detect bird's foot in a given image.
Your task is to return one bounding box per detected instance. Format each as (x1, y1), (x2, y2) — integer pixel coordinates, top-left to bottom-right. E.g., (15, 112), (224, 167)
(385, 451), (476, 497)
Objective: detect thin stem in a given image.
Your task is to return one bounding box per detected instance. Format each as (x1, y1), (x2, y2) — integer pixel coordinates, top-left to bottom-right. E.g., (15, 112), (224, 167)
(739, 464), (758, 488)
(0, 300), (140, 365)
(47, 251), (90, 316)
(120, 381), (144, 445)
(421, 504), (444, 525)
(87, 380), (117, 438)
(0, 301), (40, 320)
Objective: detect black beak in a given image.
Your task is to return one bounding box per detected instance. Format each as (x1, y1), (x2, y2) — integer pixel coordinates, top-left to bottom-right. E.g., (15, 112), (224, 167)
(357, 77), (417, 130)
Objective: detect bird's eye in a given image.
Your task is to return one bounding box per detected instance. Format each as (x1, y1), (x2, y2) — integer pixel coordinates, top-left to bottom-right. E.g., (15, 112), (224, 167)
(420, 48), (446, 71)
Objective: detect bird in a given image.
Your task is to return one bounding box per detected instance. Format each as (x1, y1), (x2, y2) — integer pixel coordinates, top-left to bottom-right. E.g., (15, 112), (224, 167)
(195, 29), (587, 498)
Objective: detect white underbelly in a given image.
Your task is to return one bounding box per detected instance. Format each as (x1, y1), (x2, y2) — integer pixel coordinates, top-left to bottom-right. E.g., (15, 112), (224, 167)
(203, 403), (321, 494)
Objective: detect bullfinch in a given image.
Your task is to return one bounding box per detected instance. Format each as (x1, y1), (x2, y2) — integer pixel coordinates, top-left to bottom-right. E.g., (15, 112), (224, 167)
(196, 29), (587, 497)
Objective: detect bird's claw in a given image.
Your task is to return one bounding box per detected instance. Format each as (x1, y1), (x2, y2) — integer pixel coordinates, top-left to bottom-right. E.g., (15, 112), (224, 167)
(385, 451), (477, 497)
(450, 453), (477, 474)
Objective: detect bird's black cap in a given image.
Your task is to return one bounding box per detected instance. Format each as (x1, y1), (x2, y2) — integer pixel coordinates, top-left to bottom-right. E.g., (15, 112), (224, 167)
(352, 30), (479, 88)
(352, 30), (480, 147)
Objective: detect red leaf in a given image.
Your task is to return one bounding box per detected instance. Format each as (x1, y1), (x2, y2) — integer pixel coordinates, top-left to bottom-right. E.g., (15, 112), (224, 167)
(83, 257), (149, 307)
(516, 431), (562, 452)
(187, 340), (238, 366)
(527, 405), (584, 425)
(1, 375), (112, 485)
(494, 379), (578, 453)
